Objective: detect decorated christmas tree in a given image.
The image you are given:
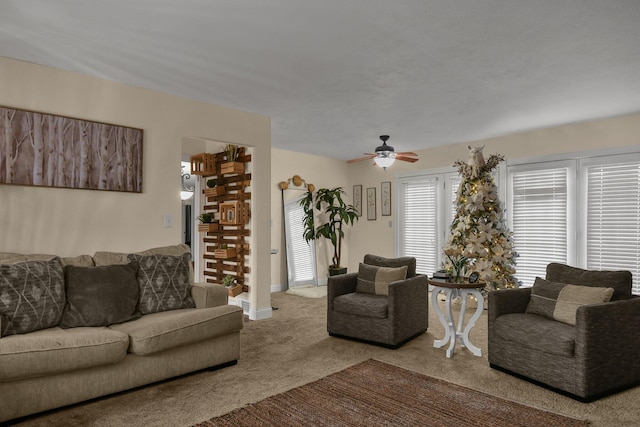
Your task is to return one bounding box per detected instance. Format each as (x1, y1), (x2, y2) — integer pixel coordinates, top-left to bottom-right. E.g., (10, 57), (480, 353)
(443, 146), (518, 290)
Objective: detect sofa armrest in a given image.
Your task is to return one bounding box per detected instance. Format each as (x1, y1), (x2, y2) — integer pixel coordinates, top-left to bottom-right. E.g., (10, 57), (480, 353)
(327, 272), (358, 311)
(191, 282), (228, 309)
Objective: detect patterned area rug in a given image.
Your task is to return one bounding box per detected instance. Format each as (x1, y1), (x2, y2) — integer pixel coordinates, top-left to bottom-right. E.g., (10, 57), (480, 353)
(195, 359), (589, 427)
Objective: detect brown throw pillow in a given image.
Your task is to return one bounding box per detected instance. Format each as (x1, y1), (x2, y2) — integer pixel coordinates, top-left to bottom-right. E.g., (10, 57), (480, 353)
(356, 263), (408, 296)
(60, 262), (142, 328)
(0, 258), (65, 337)
(128, 252), (195, 314)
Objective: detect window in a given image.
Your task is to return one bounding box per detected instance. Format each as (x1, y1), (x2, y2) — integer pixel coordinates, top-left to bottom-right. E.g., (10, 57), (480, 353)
(507, 161), (575, 287)
(580, 155), (640, 294)
(283, 197), (317, 287)
(398, 176), (439, 275)
(397, 171), (460, 275)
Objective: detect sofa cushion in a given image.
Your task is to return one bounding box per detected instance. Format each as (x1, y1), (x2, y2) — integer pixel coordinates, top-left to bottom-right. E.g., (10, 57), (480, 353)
(356, 263), (408, 296)
(333, 292), (388, 319)
(60, 262), (142, 328)
(93, 244), (194, 281)
(526, 277), (614, 325)
(0, 252), (94, 267)
(128, 253), (195, 314)
(493, 313), (576, 357)
(0, 258), (66, 337)
(0, 326), (129, 382)
(546, 262), (632, 300)
(108, 305), (243, 356)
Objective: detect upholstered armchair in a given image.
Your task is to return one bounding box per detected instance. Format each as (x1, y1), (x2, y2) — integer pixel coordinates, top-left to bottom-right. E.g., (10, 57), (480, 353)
(327, 254), (428, 348)
(488, 263), (640, 401)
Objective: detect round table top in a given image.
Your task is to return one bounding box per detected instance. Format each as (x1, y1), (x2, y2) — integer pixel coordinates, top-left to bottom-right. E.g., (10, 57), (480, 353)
(427, 277), (486, 289)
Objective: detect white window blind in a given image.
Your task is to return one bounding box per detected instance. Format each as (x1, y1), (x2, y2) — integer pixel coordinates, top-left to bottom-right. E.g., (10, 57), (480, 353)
(398, 177), (439, 275)
(283, 198), (317, 287)
(508, 163), (571, 287)
(583, 158), (640, 294)
(446, 173), (461, 230)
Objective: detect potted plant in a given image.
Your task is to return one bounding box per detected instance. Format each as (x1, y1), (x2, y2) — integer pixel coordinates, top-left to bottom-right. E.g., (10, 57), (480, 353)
(204, 178), (226, 196)
(300, 187), (359, 276)
(197, 212), (218, 232)
(221, 144), (244, 174)
(222, 275), (242, 297)
(214, 243), (236, 259)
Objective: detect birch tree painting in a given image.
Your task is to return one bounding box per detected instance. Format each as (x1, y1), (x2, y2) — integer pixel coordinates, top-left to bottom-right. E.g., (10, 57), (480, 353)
(0, 107), (143, 192)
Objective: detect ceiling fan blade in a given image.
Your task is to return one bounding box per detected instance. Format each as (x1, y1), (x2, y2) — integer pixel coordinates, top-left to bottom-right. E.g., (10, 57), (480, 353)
(396, 151), (418, 157)
(396, 154), (419, 163)
(347, 154), (376, 164)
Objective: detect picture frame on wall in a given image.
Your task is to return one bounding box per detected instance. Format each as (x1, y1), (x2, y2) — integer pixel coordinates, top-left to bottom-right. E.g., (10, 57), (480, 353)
(353, 184), (362, 217)
(0, 105), (143, 193)
(366, 187), (376, 220)
(381, 181), (391, 216)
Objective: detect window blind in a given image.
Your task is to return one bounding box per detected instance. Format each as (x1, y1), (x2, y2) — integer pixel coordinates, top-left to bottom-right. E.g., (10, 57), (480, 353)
(585, 161), (640, 294)
(398, 177), (439, 275)
(509, 166), (569, 287)
(284, 200), (317, 286)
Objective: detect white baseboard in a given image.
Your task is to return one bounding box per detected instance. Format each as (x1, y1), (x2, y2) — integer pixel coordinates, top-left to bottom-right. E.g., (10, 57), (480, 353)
(249, 306), (273, 321)
(271, 283), (286, 292)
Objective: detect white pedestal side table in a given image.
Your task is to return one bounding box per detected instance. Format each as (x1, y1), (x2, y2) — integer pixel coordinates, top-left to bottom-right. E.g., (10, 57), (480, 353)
(428, 278), (485, 358)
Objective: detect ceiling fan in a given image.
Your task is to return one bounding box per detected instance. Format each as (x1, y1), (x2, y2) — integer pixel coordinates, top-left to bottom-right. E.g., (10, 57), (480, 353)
(347, 135), (419, 169)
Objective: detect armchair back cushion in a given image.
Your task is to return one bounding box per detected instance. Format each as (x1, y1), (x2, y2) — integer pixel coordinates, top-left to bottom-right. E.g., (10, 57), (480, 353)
(546, 263), (632, 300)
(363, 254), (416, 278)
(356, 263), (408, 296)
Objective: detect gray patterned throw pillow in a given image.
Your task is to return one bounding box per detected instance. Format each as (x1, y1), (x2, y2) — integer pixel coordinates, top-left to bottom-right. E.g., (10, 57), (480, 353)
(0, 258), (66, 337)
(127, 252), (195, 314)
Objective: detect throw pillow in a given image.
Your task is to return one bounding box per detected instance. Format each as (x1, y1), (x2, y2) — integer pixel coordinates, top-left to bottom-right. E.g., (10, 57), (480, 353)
(525, 277), (614, 325)
(553, 284), (614, 325)
(60, 262), (142, 328)
(0, 258), (65, 337)
(356, 263), (408, 296)
(128, 252), (195, 314)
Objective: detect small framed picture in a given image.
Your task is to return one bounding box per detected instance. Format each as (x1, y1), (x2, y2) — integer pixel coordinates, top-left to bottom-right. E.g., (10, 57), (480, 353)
(366, 187), (376, 221)
(353, 185), (362, 217)
(381, 181), (391, 216)
(468, 271), (480, 284)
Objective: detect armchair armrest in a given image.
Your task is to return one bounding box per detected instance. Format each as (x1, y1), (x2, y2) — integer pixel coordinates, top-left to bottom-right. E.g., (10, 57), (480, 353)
(388, 274), (428, 317)
(327, 272), (358, 311)
(191, 282), (228, 309)
(574, 297), (640, 393)
(488, 287), (531, 322)
(576, 296), (640, 360)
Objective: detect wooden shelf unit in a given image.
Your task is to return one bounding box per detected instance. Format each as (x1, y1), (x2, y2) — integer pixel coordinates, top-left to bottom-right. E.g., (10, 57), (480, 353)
(198, 148), (252, 293)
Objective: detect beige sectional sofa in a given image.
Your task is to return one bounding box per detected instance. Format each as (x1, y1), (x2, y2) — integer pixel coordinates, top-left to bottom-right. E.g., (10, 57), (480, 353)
(0, 244), (243, 423)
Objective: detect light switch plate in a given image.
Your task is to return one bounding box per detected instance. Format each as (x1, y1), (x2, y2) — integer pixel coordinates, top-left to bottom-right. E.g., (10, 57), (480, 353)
(163, 214), (173, 228)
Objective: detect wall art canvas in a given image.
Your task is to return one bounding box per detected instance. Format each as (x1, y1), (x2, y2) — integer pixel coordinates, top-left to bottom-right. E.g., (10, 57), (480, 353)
(381, 181), (391, 216)
(353, 184), (362, 217)
(0, 106), (143, 192)
(367, 187), (376, 221)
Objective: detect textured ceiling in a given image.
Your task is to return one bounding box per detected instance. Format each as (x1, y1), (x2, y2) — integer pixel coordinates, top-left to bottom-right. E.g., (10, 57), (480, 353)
(2, 1), (640, 160)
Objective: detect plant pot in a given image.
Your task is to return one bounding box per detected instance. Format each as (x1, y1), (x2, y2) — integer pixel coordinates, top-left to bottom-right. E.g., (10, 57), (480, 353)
(204, 186), (226, 197)
(214, 247), (236, 259)
(329, 267), (347, 276)
(227, 284), (243, 297)
(198, 223), (219, 232)
(221, 161), (244, 174)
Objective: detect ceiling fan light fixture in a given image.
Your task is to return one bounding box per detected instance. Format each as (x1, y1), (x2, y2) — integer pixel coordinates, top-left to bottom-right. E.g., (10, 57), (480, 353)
(374, 153), (395, 168)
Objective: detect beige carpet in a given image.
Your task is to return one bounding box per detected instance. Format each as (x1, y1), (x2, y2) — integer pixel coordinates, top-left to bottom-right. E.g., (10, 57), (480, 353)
(10, 292), (640, 426)
(195, 359), (588, 427)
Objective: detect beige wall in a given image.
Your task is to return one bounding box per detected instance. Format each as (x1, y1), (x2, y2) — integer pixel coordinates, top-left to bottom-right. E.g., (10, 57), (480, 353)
(0, 57), (272, 319)
(347, 113), (640, 272)
(270, 148), (349, 288)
